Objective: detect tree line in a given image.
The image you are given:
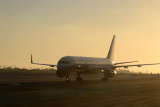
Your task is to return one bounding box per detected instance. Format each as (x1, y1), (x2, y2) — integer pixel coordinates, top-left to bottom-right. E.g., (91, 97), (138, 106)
(0, 66), (56, 74)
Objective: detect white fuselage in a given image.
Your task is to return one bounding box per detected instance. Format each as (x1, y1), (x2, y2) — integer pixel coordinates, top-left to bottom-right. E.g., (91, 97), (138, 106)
(56, 56), (115, 78)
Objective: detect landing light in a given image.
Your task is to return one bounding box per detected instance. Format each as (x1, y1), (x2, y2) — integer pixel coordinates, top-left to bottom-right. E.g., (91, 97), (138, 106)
(78, 65), (82, 68)
(114, 70), (117, 74)
(101, 70), (104, 73)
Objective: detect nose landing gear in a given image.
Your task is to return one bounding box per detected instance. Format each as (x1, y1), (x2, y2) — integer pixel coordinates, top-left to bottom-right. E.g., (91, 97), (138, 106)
(66, 75), (70, 83)
(65, 72), (83, 83)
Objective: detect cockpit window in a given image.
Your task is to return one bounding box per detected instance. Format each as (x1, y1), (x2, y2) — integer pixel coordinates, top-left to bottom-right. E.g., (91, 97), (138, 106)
(58, 61), (70, 64)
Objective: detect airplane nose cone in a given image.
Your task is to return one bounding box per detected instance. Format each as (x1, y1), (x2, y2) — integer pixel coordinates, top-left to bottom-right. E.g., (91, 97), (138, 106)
(57, 64), (70, 71)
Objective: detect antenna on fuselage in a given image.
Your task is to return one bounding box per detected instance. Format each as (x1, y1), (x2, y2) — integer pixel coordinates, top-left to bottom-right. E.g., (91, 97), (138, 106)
(106, 35), (116, 61)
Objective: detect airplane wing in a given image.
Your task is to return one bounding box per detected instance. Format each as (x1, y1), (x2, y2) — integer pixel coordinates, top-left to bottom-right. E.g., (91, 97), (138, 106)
(114, 63), (160, 69)
(31, 55), (57, 67)
(114, 61), (139, 65)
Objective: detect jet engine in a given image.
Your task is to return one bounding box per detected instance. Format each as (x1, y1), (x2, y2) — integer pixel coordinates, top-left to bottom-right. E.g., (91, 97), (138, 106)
(103, 69), (116, 78)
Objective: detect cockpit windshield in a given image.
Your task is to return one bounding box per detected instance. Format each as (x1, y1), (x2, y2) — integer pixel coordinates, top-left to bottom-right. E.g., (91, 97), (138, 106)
(58, 61), (70, 64)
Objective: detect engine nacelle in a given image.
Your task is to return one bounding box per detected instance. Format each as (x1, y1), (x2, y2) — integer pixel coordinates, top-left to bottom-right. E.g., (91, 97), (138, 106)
(110, 70), (117, 77)
(104, 69), (116, 78)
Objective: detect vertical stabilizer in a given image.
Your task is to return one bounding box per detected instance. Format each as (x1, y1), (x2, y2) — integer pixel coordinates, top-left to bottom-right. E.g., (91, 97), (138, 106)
(107, 35), (116, 60)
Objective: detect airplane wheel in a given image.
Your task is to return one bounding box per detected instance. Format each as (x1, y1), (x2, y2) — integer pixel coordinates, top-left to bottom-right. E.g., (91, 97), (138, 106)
(76, 77), (83, 81)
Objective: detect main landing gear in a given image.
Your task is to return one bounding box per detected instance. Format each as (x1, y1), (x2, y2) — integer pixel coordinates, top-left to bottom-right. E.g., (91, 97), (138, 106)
(76, 72), (83, 81)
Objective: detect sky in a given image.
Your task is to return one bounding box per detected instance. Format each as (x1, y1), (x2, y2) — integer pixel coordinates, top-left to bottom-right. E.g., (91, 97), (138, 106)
(1, 0), (160, 73)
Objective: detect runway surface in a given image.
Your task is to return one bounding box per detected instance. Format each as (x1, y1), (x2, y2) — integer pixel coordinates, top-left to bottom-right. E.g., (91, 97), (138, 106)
(1, 73), (160, 107)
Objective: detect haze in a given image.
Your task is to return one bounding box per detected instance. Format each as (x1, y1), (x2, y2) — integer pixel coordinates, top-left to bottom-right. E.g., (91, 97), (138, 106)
(1, 0), (160, 73)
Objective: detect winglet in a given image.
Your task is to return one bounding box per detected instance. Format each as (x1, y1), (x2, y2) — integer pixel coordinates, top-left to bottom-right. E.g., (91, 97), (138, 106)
(31, 54), (33, 64)
(107, 35), (116, 61)
(30, 54), (57, 67)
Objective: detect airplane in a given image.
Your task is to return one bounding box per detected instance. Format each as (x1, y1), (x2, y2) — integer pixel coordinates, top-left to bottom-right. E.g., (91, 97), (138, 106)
(31, 35), (160, 83)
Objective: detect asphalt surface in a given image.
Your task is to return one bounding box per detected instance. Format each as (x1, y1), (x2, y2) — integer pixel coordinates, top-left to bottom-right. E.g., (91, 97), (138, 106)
(1, 73), (160, 107)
